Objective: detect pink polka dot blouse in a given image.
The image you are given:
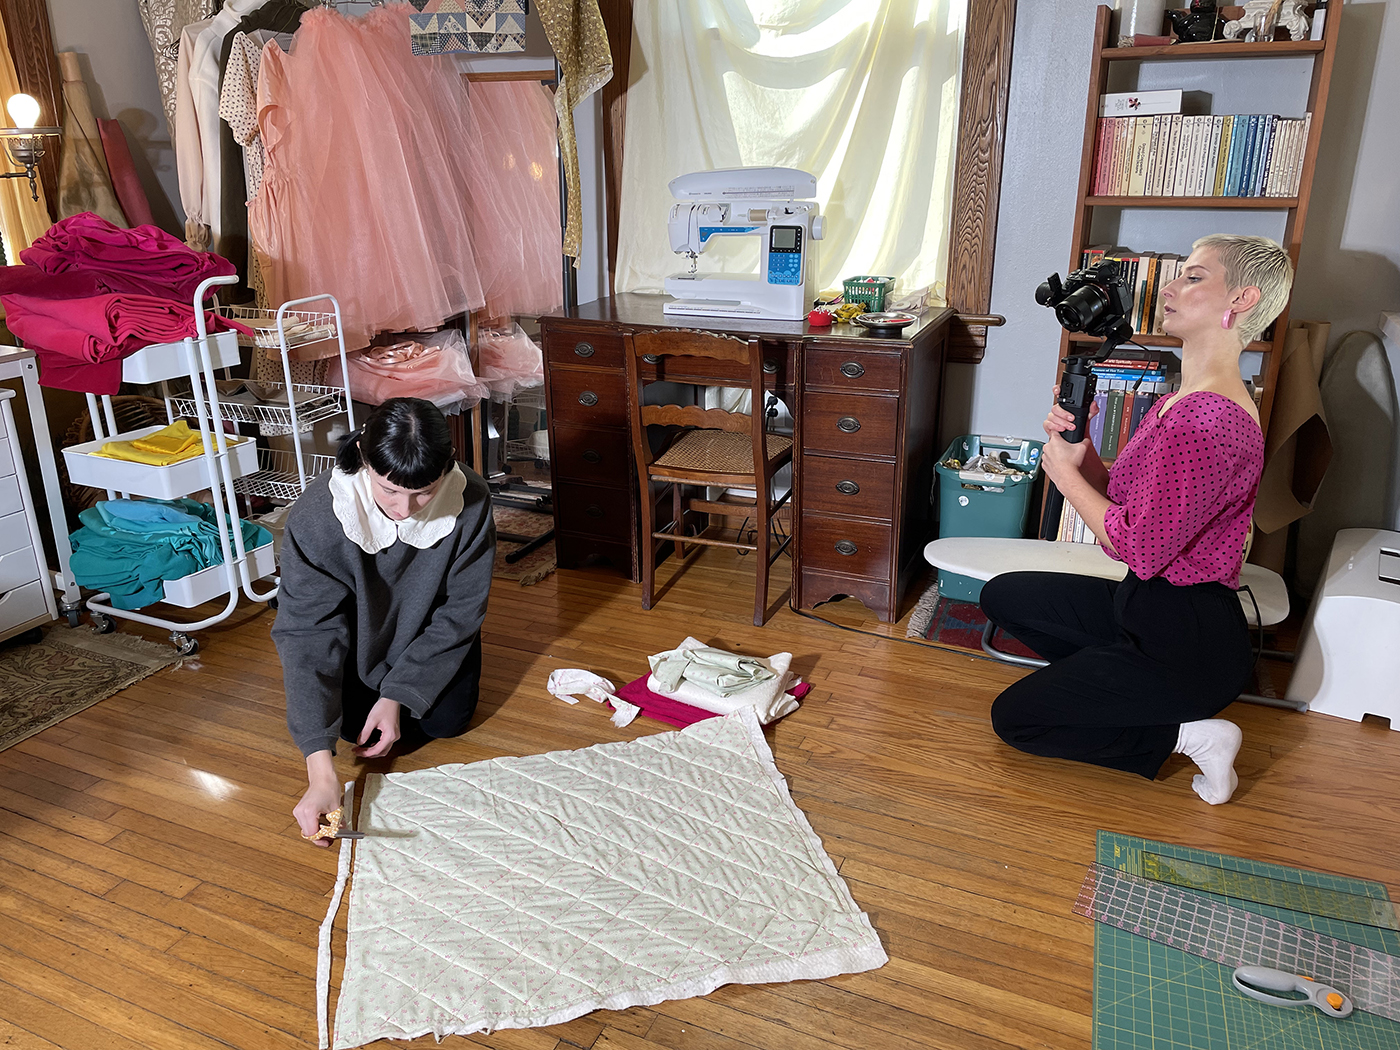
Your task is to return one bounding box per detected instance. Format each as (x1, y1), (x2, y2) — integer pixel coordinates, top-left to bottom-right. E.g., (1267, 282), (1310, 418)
(1102, 391), (1264, 588)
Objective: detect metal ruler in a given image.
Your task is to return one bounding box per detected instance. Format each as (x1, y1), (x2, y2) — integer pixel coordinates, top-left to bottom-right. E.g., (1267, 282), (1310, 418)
(1140, 851), (1400, 931)
(1075, 863), (1400, 1023)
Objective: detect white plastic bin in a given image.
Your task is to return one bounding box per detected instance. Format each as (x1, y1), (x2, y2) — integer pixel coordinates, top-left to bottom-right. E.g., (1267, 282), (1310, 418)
(160, 539), (275, 608)
(121, 331), (241, 384)
(63, 424), (257, 500)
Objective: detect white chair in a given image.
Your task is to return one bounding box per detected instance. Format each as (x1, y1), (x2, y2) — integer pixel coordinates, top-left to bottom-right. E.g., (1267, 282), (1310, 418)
(1286, 528), (1400, 728)
(922, 537), (1293, 707)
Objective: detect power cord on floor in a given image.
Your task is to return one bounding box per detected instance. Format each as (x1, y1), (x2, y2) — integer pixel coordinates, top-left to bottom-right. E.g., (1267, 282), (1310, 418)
(787, 599), (1011, 665)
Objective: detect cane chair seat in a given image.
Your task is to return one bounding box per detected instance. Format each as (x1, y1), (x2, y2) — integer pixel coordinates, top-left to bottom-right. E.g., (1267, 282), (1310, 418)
(653, 429), (793, 477)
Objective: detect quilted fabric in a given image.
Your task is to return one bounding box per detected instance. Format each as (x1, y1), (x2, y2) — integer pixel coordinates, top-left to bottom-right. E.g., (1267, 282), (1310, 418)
(330, 709), (885, 1047)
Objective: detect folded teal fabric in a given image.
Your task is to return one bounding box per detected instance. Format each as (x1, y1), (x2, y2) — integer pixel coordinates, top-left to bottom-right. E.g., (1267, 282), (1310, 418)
(648, 644), (776, 697)
(70, 498), (270, 610)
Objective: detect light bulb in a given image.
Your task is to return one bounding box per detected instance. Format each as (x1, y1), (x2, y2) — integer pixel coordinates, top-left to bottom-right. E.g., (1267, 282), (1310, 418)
(6, 93), (41, 129)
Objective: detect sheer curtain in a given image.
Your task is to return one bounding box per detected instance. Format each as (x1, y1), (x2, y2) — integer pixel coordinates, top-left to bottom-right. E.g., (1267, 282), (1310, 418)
(614, 0), (965, 302)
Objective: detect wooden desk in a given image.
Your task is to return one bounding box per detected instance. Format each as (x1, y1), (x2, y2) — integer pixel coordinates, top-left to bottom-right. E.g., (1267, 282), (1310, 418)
(539, 295), (954, 622)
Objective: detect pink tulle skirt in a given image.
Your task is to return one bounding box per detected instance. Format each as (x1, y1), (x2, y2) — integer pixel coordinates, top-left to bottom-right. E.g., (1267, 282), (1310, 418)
(477, 324), (544, 401)
(248, 5), (562, 353)
(326, 330), (490, 409)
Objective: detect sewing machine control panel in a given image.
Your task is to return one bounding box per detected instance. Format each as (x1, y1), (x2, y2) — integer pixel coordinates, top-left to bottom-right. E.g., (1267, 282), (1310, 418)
(766, 226), (804, 286)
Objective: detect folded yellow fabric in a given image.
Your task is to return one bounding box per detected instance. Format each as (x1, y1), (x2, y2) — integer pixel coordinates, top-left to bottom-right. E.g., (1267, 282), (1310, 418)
(95, 428), (241, 466)
(130, 420), (202, 456)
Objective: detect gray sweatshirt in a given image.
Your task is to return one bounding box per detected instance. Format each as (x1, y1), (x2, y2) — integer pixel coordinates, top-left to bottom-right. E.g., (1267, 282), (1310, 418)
(272, 468), (495, 757)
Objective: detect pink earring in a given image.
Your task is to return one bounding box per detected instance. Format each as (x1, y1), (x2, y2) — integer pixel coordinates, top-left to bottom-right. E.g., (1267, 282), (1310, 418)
(1221, 309), (1234, 330)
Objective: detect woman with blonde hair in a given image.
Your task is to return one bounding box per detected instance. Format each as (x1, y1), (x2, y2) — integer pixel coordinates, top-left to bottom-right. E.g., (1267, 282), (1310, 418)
(980, 234), (1293, 805)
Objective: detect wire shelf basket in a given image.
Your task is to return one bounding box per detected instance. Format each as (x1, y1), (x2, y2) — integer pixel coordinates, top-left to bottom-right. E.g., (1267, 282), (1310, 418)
(233, 448), (336, 501)
(172, 383), (345, 436)
(219, 306), (338, 350)
(505, 437), (550, 463)
(510, 386), (547, 411)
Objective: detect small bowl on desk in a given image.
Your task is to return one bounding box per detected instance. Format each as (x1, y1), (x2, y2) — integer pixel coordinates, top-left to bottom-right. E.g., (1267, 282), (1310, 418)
(854, 311), (918, 336)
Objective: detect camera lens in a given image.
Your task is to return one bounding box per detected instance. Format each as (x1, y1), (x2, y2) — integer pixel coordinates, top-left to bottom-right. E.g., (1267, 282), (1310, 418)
(1055, 284), (1109, 331)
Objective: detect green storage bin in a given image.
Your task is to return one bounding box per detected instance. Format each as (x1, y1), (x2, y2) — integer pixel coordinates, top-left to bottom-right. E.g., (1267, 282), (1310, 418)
(935, 435), (1043, 602)
(842, 275), (896, 312)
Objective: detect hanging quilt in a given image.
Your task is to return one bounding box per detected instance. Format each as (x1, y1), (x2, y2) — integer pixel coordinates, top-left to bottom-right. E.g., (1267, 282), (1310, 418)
(408, 0), (528, 55)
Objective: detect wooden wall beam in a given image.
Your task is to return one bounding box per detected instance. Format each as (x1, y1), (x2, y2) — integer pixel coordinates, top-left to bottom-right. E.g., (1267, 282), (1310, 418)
(946, 0), (1017, 363)
(1, 0), (61, 222)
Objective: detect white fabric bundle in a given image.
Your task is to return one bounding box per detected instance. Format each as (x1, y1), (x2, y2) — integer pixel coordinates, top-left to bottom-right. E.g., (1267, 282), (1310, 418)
(646, 637), (800, 724)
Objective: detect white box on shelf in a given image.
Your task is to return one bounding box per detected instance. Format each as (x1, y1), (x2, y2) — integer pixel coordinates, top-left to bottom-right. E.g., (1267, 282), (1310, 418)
(121, 330), (241, 385)
(1099, 89), (1182, 117)
(160, 540), (275, 609)
(63, 424), (257, 501)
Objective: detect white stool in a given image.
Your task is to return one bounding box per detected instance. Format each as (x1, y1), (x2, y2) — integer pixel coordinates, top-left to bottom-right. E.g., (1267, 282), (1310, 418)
(1286, 528), (1400, 728)
(922, 537), (1292, 706)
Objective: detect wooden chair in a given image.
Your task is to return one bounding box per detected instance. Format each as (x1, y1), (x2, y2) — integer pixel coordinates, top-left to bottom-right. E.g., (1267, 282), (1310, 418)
(623, 329), (794, 626)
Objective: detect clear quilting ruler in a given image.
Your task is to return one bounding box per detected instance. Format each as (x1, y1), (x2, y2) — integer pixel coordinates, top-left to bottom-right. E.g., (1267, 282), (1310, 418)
(1139, 850), (1400, 931)
(1075, 863), (1400, 1023)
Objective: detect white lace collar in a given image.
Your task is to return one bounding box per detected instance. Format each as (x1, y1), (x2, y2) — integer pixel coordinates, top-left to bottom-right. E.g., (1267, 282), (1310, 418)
(328, 465), (467, 555)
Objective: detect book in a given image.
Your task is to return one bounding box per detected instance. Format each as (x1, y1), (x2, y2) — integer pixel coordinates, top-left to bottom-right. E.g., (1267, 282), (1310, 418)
(1099, 89), (1183, 117)
(1202, 116), (1223, 197)
(1128, 116), (1153, 195)
(1057, 497), (1074, 542)
(1115, 118), (1132, 193)
(1223, 116), (1250, 196)
(1129, 391), (1156, 439)
(1089, 391), (1108, 450)
(1251, 116), (1275, 195)
(1117, 391), (1136, 452)
(1143, 116), (1163, 196)
(1237, 115), (1261, 195)
(1162, 114), (1183, 197)
(1092, 119), (1110, 194)
(1292, 112), (1312, 195)
(1213, 116), (1234, 196)
(1102, 390), (1125, 458)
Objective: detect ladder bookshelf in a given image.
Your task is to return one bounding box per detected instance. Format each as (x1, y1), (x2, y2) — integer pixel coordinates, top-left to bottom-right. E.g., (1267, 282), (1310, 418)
(1053, 3), (1341, 472)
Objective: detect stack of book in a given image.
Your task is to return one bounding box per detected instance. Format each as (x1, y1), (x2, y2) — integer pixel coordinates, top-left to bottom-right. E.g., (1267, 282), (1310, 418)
(1092, 112), (1311, 198)
(1080, 246), (1182, 336)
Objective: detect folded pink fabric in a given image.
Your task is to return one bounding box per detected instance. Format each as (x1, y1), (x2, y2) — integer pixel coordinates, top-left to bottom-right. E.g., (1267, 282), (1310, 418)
(20, 212), (235, 303)
(0, 265), (106, 300)
(3, 292), (252, 394)
(98, 119), (156, 228)
(612, 673), (812, 729)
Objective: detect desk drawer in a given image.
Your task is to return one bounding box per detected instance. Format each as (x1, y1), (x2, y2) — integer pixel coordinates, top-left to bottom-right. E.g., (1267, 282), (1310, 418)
(545, 329), (625, 370)
(0, 434), (14, 479)
(805, 347), (902, 393)
(549, 370), (629, 429)
(0, 579), (48, 634)
(802, 391), (898, 457)
(801, 454), (895, 520)
(0, 544), (40, 594)
(554, 480), (635, 542)
(551, 423), (632, 486)
(0, 511), (32, 556)
(0, 474), (21, 518)
(800, 512), (893, 581)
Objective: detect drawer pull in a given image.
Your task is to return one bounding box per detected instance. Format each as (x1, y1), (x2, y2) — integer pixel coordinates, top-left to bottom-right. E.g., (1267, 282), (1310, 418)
(574, 341), (595, 358)
(835, 480), (860, 496)
(578, 391), (599, 407)
(837, 416), (861, 433)
(840, 361), (865, 378)
(763, 359), (779, 374)
(581, 449), (602, 464)
(642, 353), (660, 364)
(585, 504), (605, 518)
(834, 540), (858, 556)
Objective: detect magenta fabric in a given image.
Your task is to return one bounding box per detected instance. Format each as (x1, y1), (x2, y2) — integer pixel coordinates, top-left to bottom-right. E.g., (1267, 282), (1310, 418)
(20, 213), (235, 303)
(612, 674), (812, 729)
(1102, 391), (1264, 588)
(97, 119), (156, 228)
(3, 292), (252, 395)
(0, 265), (106, 300)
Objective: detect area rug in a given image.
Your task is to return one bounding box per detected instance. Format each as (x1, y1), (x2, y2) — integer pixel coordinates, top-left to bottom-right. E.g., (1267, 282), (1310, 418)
(0, 627), (179, 751)
(325, 708), (886, 1048)
(904, 582), (1039, 660)
(491, 505), (556, 586)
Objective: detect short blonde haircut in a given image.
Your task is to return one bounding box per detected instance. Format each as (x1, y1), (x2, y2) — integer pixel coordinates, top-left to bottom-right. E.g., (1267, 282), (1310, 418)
(1191, 234), (1294, 345)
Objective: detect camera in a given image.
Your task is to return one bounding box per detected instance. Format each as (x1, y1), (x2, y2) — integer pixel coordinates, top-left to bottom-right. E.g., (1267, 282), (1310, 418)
(1035, 259), (1134, 345)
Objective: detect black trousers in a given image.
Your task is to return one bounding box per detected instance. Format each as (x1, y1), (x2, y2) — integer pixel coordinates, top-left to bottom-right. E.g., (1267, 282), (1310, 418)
(339, 636), (482, 748)
(979, 571), (1252, 779)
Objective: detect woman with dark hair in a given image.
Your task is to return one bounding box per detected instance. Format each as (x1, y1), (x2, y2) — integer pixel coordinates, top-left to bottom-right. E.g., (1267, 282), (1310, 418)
(272, 397), (495, 845)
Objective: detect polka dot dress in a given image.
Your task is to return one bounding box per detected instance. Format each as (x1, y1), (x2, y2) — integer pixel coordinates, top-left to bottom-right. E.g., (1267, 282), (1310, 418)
(1103, 391), (1264, 588)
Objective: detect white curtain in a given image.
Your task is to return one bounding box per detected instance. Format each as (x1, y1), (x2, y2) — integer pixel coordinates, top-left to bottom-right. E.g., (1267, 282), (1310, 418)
(615, 0), (965, 301)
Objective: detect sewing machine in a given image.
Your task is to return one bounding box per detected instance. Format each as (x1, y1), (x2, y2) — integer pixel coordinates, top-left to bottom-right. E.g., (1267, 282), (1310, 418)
(663, 167), (824, 321)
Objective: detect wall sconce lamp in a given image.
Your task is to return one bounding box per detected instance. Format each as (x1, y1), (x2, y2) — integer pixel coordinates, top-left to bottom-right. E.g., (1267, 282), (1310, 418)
(1, 94), (61, 202)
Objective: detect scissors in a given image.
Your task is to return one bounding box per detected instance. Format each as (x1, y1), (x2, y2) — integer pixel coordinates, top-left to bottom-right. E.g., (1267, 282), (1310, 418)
(1232, 966), (1353, 1018)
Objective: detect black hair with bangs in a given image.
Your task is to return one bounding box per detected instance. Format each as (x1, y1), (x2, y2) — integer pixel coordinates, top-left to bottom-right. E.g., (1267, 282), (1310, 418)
(335, 397), (454, 489)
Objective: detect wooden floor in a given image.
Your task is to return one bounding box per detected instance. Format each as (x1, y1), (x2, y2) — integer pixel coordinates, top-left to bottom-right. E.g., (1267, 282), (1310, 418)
(1, 548), (1396, 1050)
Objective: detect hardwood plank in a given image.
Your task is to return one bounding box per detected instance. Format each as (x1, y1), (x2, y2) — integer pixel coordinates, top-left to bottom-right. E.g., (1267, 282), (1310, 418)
(0, 979), (149, 1050)
(0, 1015), (63, 1049)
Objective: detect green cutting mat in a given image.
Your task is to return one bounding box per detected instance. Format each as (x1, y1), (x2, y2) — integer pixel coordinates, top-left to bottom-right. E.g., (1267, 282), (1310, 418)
(1094, 831), (1400, 1050)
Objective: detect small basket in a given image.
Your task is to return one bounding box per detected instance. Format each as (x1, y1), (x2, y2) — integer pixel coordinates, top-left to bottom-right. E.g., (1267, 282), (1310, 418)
(842, 275), (896, 312)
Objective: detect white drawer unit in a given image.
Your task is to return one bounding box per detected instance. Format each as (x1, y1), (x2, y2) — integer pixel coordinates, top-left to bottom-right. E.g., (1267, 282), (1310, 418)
(0, 389), (57, 643)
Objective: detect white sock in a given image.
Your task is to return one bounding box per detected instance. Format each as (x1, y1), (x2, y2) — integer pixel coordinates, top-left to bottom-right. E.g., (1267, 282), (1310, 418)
(1173, 719), (1242, 805)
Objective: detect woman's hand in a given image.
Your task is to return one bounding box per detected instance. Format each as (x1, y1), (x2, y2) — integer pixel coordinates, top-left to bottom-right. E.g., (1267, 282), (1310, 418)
(354, 697), (401, 758)
(1041, 386), (1099, 490)
(1042, 384), (1099, 440)
(294, 753), (342, 848)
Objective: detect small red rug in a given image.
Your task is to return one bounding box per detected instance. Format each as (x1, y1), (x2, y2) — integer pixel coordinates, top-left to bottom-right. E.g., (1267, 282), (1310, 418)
(906, 587), (1040, 660)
